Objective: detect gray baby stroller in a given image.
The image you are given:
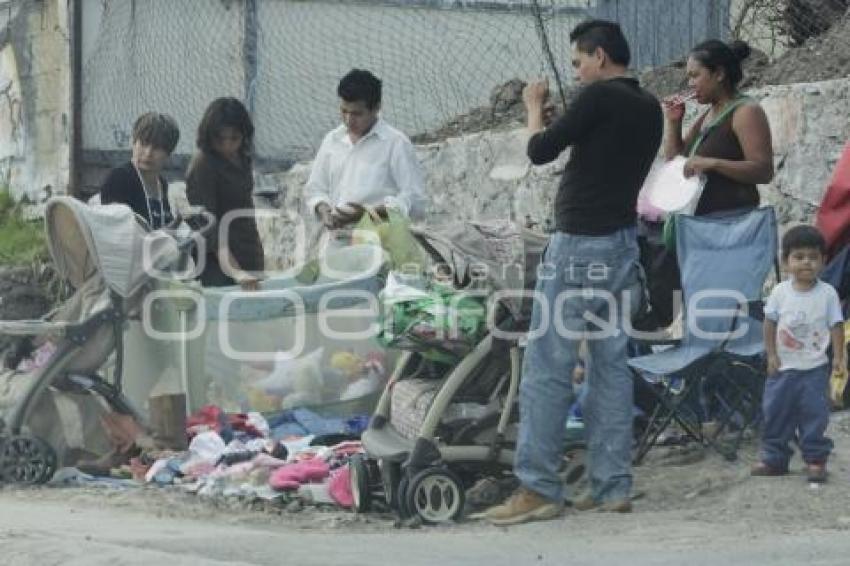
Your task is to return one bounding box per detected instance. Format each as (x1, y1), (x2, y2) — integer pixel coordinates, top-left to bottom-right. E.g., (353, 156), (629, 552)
(350, 222), (588, 523)
(0, 196), (209, 483)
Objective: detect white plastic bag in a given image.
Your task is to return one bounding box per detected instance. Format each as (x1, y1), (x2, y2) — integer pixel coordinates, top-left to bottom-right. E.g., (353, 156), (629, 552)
(253, 347), (325, 397)
(645, 156), (707, 216)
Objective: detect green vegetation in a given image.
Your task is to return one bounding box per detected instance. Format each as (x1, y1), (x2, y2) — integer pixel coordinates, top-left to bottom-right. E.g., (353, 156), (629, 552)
(0, 189), (48, 266)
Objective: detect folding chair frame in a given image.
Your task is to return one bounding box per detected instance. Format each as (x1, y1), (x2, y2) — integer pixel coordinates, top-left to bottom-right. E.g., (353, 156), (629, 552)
(632, 274), (778, 465)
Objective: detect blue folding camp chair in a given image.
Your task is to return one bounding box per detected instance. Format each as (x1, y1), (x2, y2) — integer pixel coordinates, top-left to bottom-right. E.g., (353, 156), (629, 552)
(629, 207), (778, 463)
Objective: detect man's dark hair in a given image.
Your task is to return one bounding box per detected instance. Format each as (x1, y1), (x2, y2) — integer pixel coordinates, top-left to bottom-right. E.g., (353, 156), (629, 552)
(132, 112), (180, 154)
(337, 69), (382, 110)
(781, 225), (826, 259)
(569, 19), (631, 67)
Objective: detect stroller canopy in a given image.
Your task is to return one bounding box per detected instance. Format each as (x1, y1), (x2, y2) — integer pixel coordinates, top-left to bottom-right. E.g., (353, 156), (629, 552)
(412, 220), (548, 318)
(45, 197), (181, 298)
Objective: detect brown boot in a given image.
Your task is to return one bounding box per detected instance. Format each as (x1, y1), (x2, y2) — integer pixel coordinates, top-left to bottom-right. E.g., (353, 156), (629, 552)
(485, 487), (563, 526)
(572, 496), (632, 513)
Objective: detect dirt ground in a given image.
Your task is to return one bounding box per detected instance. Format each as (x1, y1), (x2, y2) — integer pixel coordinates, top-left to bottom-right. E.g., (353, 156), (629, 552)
(3, 411), (850, 565)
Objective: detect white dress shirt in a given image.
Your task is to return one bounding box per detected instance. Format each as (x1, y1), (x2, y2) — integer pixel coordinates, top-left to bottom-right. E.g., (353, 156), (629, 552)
(305, 118), (427, 219)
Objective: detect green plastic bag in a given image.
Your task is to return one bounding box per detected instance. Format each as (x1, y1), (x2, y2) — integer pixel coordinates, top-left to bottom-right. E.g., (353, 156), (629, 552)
(352, 208), (425, 272)
(662, 214), (677, 251)
(379, 284), (487, 363)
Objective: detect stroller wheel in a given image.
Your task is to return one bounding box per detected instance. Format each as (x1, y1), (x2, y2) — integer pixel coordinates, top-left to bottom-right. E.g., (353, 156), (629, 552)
(0, 435), (57, 485)
(396, 473), (411, 518)
(378, 459), (401, 508)
(405, 467), (465, 524)
(349, 454), (373, 513)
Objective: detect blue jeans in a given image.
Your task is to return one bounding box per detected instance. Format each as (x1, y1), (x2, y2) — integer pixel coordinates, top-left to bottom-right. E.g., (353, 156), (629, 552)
(760, 365), (833, 469)
(515, 227), (643, 503)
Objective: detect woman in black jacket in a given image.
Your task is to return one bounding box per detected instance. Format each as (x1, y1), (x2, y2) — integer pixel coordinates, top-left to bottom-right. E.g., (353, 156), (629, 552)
(99, 112), (180, 229)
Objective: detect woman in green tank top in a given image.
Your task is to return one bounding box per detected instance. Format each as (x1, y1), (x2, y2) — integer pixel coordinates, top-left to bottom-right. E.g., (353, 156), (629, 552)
(662, 39), (774, 215)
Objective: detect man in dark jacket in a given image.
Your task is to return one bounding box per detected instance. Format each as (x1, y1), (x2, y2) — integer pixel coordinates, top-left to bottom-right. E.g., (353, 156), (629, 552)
(486, 19), (663, 525)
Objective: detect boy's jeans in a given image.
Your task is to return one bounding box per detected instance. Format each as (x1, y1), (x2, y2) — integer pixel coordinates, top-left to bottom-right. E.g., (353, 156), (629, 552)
(761, 365), (833, 469)
(515, 227), (643, 503)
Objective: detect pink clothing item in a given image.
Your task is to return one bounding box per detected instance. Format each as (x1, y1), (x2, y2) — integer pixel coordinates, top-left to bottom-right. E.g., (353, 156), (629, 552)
(16, 341), (57, 373)
(329, 466), (354, 508)
(269, 459), (331, 491)
(186, 405), (226, 438)
(274, 479), (301, 491)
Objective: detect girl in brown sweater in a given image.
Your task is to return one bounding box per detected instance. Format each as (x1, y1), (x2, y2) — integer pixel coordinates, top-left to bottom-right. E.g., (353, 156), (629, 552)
(186, 98), (264, 290)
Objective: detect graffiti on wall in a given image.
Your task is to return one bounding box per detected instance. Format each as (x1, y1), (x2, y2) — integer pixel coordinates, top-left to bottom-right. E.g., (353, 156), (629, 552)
(0, 44), (25, 187)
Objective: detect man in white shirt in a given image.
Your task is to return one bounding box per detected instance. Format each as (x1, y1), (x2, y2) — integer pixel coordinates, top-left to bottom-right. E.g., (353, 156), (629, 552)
(305, 69), (427, 229)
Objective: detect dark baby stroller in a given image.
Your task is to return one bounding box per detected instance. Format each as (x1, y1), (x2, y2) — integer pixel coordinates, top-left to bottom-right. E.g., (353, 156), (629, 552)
(350, 221), (589, 523)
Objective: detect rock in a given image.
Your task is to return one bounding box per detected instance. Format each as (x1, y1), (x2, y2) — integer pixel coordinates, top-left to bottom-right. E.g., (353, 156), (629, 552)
(758, 10), (850, 86)
(489, 78), (525, 114)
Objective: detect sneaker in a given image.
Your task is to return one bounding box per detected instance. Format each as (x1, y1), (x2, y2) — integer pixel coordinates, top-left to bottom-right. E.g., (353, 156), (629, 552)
(484, 487), (563, 526)
(750, 462), (787, 477)
(572, 496), (632, 513)
(806, 463), (827, 483)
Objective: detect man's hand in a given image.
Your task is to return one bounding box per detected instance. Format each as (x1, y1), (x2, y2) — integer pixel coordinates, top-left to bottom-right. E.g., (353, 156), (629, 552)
(316, 202), (338, 229)
(372, 204), (389, 220)
(523, 79), (549, 110)
(335, 202), (366, 226)
(542, 100), (557, 127)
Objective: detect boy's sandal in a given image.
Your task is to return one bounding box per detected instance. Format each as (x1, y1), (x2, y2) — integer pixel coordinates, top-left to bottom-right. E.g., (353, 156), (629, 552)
(750, 462), (787, 476)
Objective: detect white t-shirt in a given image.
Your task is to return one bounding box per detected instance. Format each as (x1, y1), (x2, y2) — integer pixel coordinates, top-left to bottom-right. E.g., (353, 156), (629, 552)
(305, 118), (427, 219)
(764, 279), (843, 371)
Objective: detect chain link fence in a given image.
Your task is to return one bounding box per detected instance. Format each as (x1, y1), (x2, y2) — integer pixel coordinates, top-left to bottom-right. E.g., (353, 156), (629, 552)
(76, 0), (850, 184)
(732, 0), (849, 54)
(80, 0), (591, 174)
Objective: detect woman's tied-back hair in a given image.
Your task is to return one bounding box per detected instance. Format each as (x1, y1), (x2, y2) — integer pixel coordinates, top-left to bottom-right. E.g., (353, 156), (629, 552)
(337, 69), (382, 110)
(195, 97), (255, 162)
(690, 39), (752, 89)
(569, 19), (631, 67)
(781, 225), (827, 260)
(132, 112), (180, 154)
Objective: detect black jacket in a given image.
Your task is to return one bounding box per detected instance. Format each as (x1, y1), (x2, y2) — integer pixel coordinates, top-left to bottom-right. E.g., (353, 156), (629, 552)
(100, 161), (172, 228)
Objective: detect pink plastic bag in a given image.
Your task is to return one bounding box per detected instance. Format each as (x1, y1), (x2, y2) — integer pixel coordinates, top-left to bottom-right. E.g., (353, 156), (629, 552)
(636, 163), (666, 222)
(329, 466), (354, 508)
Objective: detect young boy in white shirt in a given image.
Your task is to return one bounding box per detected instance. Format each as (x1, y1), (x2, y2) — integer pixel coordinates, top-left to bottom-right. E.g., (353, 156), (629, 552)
(753, 225), (844, 483)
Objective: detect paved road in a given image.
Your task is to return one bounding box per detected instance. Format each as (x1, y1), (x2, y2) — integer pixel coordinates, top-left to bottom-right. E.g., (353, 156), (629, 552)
(1, 494), (849, 566)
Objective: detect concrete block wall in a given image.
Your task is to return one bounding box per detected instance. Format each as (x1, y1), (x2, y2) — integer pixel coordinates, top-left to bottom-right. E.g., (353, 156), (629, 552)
(0, 0), (71, 201)
(250, 77), (850, 271)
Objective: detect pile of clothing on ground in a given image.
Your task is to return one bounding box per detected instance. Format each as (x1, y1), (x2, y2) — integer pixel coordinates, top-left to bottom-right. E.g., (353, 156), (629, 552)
(53, 404), (371, 509)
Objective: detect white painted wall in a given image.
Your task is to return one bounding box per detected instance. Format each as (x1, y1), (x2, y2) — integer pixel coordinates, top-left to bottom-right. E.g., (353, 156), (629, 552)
(0, 0), (71, 201)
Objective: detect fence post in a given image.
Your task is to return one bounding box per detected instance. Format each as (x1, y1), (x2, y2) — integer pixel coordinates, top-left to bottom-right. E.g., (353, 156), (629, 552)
(243, 0), (258, 116)
(69, 0), (83, 196)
